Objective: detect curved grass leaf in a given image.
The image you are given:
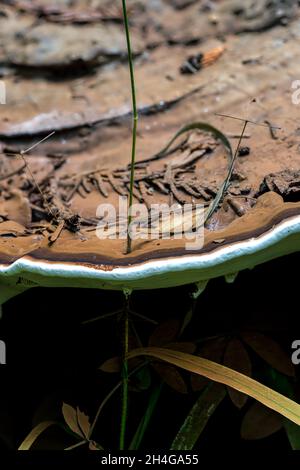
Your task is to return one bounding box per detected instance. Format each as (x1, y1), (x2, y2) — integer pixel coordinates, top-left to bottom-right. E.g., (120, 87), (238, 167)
(152, 122), (232, 160)
(171, 383), (226, 450)
(146, 122), (234, 222)
(18, 421), (57, 450)
(128, 348), (300, 425)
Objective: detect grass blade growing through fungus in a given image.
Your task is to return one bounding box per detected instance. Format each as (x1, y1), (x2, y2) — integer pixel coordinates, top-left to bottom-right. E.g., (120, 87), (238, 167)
(145, 122), (234, 223)
(122, 0), (138, 254)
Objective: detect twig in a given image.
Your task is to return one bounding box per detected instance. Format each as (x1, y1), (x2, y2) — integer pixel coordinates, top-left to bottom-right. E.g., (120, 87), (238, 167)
(88, 382), (121, 442)
(264, 120), (279, 140)
(215, 113), (281, 130)
(81, 309), (123, 325)
(64, 440), (87, 451)
(206, 112), (280, 222)
(21, 131), (56, 154)
(17, 132), (56, 216)
(88, 361), (148, 442)
(48, 219), (65, 244)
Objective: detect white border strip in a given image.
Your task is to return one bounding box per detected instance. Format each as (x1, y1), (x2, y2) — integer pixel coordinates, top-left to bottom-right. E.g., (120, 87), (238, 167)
(0, 214), (300, 282)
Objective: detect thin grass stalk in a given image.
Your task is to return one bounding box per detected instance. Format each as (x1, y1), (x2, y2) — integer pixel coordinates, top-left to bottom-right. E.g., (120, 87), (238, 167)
(120, 290), (130, 449)
(122, 0), (138, 254)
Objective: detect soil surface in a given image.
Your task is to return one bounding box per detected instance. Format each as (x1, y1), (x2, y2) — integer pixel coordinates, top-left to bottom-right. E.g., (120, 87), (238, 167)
(1, 0), (300, 266)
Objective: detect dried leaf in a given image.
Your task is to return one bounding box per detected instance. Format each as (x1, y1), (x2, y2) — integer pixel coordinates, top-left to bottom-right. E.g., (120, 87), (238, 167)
(62, 403), (84, 439)
(241, 402), (283, 440)
(18, 421), (57, 450)
(128, 347), (300, 426)
(152, 362), (188, 394)
(224, 338), (252, 409)
(242, 332), (295, 377)
(76, 407), (91, 440)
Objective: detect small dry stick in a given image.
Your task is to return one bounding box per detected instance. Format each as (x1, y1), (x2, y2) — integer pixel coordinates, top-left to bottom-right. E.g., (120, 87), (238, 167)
(14, 131), (56, 216)
(213, 112), (281, 209)
(215, 113), (281, 131)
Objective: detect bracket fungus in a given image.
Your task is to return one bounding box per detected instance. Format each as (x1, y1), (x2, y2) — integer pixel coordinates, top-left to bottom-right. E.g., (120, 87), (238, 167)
(1, 127), (300, 305)
(1, 0), (300, 305)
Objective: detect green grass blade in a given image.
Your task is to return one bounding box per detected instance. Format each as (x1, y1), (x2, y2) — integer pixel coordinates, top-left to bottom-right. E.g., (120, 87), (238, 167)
(121, 0), (138, 254)
(171, 383), (226, 450)
(129, 384), (163, 450)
